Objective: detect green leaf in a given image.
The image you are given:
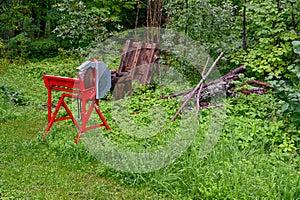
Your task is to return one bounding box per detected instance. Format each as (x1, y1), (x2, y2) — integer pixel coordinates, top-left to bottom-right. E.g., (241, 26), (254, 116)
(292, 41), (300, 46)
(282, 103), (289, 112)
(294, 47), (300, 54)
(292, 41), (300, 53)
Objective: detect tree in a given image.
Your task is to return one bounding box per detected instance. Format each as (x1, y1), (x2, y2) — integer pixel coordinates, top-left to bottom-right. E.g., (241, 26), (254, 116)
(165, 0), (242, 56)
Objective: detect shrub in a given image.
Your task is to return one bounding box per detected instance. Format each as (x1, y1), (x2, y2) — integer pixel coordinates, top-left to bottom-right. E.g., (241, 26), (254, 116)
(229, 0), (298, 79)
(269, 40), (300, 145)
(28, 38), (59, 59)
(6, 32), (31, 58)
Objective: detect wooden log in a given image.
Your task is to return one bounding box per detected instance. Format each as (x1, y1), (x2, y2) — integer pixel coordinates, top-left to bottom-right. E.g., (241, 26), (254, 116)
(160, 66), (246, 100)
(118, 40), (131, 74)
(240, 87), (267, 95)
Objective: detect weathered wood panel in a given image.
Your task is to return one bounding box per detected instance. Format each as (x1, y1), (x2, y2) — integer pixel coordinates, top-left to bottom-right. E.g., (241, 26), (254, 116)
(113, 40), (159, 100)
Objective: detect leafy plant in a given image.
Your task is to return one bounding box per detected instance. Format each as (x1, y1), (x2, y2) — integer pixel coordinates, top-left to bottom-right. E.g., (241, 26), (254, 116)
(7, 32), (32, 58)
(230, 0), (299, 79)
(0, 83), (28, 106)
(25, 57), (81, 79)
(269, 40), (300, 137)
(52, 0), (119, 49)
(28, 38), (59, 59)
(165, 0), (242, 58)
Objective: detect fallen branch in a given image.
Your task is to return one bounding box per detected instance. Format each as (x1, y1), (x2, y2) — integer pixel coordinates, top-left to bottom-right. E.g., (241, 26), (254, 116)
(160, 66), (246, 100)
(204, 66), (246, 88)
(160, 89), (191, 99)
(196, 57), (210, 116)
(170, 52), (224, 122)
(240, 87), (267, 95)
(245, 80), (273, 89)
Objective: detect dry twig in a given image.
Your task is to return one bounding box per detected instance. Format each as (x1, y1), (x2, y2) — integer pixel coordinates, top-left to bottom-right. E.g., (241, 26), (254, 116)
(170, 52), (224, 122)
(196, 57), (210, 116)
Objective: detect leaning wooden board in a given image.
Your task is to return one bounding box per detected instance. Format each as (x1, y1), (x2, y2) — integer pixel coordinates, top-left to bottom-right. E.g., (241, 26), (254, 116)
(112, 40), (159, 100)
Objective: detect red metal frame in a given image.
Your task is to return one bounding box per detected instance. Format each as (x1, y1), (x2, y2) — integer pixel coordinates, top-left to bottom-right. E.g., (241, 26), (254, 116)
(42, 70), (110, 144)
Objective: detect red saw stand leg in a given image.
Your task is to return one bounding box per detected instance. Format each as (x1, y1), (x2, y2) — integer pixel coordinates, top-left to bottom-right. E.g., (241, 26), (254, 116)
(43, 94), (80, 140)
(42, 74), (110, 144)
(74, 99), (110, 144)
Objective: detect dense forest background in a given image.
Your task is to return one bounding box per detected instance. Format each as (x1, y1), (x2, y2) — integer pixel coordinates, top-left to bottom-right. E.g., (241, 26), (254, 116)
(1, 0), (299, 61)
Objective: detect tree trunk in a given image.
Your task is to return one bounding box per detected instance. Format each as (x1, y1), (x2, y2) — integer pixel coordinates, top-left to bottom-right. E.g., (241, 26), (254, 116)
(243, 0), (247, 51)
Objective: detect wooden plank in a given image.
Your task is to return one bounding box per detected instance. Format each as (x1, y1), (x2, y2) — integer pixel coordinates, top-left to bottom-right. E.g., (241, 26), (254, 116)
(114, 40), (159, 98)
(118, 40), (131, 74)
(141, 43), (156, 84)
(113, 76), (133, 100)
(131, 42), (143, 72)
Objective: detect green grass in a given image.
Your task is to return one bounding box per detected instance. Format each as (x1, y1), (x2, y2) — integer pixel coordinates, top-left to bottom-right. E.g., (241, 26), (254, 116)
(0, 116), (168, 199)
(0, 58), (300, 199)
